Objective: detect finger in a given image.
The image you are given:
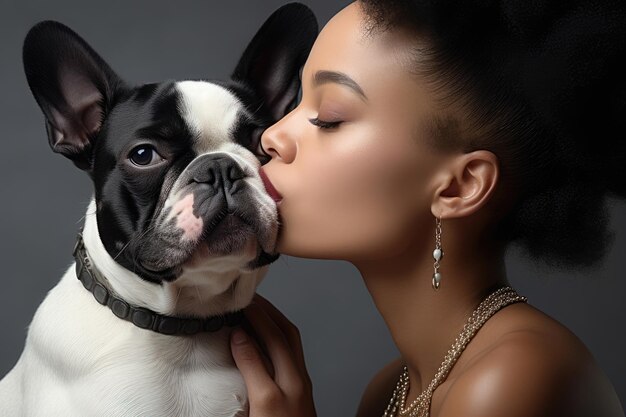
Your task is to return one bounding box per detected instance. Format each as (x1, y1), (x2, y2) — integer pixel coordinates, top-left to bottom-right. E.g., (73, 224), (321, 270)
(244, 301), (304, 391)
(230, 328), (281, 404)
(252, 294), (303, 347)
(252, 294), (308, 374)
(240, 319), (275, 379)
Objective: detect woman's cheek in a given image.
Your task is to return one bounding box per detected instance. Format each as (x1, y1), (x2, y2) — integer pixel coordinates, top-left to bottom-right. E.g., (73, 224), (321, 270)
(274, 172), (360, 258)
(276, 121), (422, 258)
(306, 166), (405, 258)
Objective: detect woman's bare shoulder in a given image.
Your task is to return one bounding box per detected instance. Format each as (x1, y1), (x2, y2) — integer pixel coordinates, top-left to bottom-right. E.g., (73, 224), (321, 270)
(437, 303), (625, 417)
(355, 356), (404, 417)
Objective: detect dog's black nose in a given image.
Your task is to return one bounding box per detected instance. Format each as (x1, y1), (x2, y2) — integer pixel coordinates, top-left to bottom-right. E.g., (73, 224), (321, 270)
(190, 154), (246, 194)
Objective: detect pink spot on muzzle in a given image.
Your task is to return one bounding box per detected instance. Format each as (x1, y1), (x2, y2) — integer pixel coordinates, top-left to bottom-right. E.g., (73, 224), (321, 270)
(173, 193), (204, 241)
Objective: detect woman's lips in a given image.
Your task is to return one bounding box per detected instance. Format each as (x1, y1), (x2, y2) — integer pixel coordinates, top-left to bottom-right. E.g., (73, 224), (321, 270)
(259, 167), (283, 203)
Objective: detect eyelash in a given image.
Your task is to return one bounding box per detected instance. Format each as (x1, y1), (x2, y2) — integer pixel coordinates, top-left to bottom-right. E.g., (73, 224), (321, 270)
(309, 117), (342, 130)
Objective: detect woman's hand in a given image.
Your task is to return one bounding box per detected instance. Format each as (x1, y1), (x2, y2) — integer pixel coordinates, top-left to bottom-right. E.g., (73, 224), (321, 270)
(230, 293), (317, 417)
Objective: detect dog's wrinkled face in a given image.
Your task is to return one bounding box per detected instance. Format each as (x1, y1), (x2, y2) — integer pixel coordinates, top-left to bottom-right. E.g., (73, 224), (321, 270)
(93, 80), (277, 283)
(23, 5), (318, 284)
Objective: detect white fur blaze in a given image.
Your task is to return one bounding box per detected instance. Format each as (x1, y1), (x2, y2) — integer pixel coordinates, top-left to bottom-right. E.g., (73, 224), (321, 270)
(176, 81), (243, 154)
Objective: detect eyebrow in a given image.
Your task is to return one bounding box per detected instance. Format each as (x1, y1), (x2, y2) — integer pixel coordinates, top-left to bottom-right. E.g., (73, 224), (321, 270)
(313, 70), (368, 101)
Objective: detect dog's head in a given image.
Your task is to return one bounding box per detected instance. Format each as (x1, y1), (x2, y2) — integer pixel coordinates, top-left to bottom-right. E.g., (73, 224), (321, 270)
(22, 5), (317, 306)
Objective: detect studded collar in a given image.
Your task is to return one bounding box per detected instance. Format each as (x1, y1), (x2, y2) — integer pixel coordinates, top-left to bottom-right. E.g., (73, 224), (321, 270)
(72, 229), (243, 335)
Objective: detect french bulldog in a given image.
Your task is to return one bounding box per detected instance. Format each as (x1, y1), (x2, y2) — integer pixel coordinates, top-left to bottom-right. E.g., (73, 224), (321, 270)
(0, 4), (317, 416)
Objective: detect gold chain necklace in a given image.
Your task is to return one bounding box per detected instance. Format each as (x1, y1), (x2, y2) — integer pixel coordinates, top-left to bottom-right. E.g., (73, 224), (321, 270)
(382, 286), (528, 417)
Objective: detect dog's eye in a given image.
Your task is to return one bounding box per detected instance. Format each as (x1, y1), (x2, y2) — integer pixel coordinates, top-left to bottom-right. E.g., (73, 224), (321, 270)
(129, 145), (163, 166)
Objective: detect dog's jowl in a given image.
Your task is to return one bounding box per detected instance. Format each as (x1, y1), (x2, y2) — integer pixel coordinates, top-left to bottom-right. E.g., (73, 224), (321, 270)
(0, 4), (317, 417)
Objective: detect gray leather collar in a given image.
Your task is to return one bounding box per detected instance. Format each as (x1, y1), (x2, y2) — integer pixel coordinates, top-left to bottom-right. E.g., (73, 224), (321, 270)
(73, 229), (243, 335)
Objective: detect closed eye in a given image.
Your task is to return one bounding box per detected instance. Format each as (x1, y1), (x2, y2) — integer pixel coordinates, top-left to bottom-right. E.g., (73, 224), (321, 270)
(308, 117), (342, 129)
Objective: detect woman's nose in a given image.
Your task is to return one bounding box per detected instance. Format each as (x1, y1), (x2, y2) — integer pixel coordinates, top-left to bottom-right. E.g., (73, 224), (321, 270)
(260, 113), (297, 163)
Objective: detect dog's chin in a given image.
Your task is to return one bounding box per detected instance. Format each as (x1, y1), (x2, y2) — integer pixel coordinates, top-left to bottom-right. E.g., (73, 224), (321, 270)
(139, 240), (251, 279)
(180, 240), (249, 270)
(190, 214), (280, 271)
(137, 214), (278, 282)
(145, 234), (272, 277)
(136, 260), (182, 283)
(182, 237), (271, 272)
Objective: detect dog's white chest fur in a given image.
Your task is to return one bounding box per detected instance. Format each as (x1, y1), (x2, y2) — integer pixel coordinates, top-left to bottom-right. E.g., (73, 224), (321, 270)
(0, 264), (247, 417)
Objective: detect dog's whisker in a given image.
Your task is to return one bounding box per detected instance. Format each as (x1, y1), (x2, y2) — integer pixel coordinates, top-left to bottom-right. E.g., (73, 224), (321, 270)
(76, 206), (98, 225)
(173, 286), (183, 310)
(113, 223), (157, 261)
(112, 241), (132, 261)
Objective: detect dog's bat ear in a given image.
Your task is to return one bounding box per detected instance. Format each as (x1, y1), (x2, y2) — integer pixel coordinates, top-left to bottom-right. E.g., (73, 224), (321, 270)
(231, 2), (318, 122)
(22, 20), (127, 171)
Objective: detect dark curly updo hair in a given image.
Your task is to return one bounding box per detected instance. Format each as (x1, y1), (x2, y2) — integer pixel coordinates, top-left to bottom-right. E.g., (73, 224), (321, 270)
(359, 0), (626, 269)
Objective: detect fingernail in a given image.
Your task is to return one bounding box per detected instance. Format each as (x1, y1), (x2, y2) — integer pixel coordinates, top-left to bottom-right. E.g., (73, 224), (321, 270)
(231, 329), (248, 345)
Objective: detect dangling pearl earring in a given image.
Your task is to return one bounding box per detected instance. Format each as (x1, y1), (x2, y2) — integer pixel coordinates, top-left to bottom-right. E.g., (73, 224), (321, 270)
(432, 216), (444, 290)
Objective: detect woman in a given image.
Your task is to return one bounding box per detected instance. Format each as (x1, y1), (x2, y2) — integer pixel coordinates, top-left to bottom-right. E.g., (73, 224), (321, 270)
(229, 1), (626, 416)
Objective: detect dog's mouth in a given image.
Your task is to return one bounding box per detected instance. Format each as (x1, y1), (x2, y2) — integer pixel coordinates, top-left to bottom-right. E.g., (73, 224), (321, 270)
(136, 209), (276, 281)
(202, 212), (257, 252)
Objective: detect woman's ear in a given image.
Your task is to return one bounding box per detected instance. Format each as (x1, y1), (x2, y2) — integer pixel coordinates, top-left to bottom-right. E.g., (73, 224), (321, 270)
(431, 150), (500, 218)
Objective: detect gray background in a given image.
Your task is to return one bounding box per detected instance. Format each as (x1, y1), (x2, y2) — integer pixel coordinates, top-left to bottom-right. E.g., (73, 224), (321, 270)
(0, 1), (624, 416)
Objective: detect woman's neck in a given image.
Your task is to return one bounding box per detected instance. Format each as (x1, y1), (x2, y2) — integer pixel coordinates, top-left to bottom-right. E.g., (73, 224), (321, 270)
(352, 228), (510, 394)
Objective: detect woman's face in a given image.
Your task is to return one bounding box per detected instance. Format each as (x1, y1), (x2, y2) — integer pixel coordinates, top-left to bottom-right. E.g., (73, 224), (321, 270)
(260, 2), (449, 262)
